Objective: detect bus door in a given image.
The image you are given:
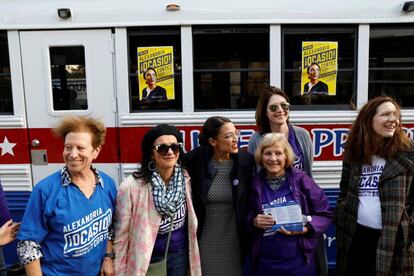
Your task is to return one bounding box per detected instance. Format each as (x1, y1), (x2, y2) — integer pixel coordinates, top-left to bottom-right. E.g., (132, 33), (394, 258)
(19, 29), (120, 185)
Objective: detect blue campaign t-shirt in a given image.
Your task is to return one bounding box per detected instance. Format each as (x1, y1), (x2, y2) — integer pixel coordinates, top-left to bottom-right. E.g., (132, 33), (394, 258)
(18, 170), (117, 276)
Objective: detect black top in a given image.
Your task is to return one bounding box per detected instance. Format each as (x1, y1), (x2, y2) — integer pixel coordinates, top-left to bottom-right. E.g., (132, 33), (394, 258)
(142, 85), (167, 101)
(304, 81), (329, 95)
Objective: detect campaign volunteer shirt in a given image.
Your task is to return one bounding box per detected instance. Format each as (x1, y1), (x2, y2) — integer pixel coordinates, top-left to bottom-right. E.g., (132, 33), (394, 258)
(357, 155), (385, 229)
(17, 169), (117, 276)
(152, 198), (188, 257)
(256, 178), (314, 275)
(288, 125), (305, 172)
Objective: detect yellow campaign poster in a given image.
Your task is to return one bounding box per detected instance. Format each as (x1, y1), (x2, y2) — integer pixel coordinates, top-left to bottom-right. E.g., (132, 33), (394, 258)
(301, 42), (338, 96)
(138, 46), (175, 101)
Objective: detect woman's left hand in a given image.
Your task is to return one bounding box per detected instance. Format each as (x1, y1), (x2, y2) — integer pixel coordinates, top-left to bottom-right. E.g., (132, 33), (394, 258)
(278, 225), (308, 236)
(100, 258), (114, 276)
(0, 220), (20, 246)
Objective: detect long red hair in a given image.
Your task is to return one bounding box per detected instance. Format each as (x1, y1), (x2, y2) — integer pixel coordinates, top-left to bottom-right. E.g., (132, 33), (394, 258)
(344, 96), (413, 165)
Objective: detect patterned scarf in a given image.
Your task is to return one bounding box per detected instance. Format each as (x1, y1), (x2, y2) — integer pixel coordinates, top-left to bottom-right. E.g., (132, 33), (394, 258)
(151, 164), (185, 217)
(266, 174), (286, 191)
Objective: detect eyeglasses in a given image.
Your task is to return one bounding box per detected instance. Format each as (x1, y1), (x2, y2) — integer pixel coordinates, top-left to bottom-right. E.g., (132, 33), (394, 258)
(153, 143), (182, 155)
(220, 130), (241, 140)
(268, 103), (290, 112)
(308, 68), (320, 73)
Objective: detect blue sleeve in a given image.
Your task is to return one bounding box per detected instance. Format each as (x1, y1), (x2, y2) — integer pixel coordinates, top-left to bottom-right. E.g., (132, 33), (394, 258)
(0, 182), (11, 226)
(17, 184), (49, 243)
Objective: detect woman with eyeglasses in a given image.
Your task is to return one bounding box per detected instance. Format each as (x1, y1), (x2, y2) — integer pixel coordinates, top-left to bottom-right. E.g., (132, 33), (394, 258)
(248, 86), (330, 276)
(303, 62), (329, 95)
(185, 116), (255, 275)
(335, 97), (414, 275)
(113, 124), (201, 276)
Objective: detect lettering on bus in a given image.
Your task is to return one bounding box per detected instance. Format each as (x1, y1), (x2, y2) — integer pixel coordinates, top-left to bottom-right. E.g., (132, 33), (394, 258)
(311, 128), (349, 158)
(189, 129), (255, 150)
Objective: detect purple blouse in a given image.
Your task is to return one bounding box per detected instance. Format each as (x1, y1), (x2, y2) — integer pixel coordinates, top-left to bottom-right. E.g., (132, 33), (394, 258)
(288, 124), (305, 172)
(0, 182), (11, 226)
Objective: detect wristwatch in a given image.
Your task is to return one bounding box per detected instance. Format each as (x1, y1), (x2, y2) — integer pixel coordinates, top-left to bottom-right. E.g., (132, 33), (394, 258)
(104, 252), (115, 259)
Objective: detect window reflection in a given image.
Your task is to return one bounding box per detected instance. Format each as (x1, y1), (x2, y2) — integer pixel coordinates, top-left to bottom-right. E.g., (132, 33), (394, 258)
(193, 26), (269, 110)
(50, 46), (87, 110)
(369, 25), (414, 107)
(282, 26), (357, 109)
(0, 31), (13, 114)
(128, 27), (182, 112)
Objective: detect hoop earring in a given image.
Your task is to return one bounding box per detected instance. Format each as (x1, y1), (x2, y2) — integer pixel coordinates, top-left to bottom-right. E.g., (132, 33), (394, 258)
(148, 161), (157, 172)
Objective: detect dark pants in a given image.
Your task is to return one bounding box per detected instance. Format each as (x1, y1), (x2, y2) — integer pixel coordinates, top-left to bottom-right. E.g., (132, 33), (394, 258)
(347, 224), (381, 276)
(0, 247), (6, 276)
(150, 247), (189, 276)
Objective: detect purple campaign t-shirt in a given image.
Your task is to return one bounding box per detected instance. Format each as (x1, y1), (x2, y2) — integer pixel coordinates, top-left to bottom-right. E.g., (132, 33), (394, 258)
(0, 182), (11, 226)
(254, 179), (316, 276)
(152, 200), (188, 256)
(288, 125), (305, 172)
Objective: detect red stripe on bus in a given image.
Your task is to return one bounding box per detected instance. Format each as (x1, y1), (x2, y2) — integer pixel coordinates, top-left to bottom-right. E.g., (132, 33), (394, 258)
(4, 123), (413, 165)
(0, 129), (30, 164)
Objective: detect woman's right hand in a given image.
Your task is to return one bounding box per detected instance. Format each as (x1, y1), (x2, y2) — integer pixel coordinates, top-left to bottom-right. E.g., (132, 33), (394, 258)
(253, 214), (275, 229)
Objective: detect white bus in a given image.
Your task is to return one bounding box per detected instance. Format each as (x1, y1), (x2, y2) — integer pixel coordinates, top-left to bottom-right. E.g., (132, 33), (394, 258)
(1, 0), (414, 269)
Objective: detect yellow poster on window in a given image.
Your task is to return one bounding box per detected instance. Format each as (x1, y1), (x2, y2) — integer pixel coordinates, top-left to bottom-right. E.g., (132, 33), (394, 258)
(138, 46), (175, 101)
(301, 42), (338, 96)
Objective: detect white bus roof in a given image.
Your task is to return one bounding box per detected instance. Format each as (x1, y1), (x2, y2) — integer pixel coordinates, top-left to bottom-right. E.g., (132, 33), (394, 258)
(1, 0), (414, 30)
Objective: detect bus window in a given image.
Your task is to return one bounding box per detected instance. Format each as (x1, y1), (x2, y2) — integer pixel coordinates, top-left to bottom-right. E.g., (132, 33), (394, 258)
(0, 31), (13, 114)
(50, 46), (88, 110)
(282, 26), (357, 110)
(128, 27), (182, 112)
(369, 24), (414, 107)
(193, 25), (269, 111)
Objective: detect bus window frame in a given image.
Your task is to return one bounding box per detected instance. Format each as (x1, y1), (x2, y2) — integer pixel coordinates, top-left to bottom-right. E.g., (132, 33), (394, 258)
(281, 25), (358, 111)
(127, 26), (183, 113)
(368, 23), (414, 108)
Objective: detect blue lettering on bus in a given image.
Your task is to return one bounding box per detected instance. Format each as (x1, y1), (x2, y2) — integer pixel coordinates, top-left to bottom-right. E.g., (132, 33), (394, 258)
(312, 128), (349, 158)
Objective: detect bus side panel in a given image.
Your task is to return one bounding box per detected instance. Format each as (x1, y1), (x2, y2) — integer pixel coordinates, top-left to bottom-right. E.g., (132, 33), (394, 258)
(0, 129), (30, 164)
(3, 191), (31, 266)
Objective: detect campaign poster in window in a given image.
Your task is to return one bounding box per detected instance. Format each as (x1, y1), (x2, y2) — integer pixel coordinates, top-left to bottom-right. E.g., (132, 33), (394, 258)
(138, 46), (175, 101)
(301, 42), (338, 96)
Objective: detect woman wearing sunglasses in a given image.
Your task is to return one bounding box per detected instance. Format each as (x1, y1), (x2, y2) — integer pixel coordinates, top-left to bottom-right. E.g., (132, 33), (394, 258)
(248, 86), (330, 276)
(185, 116), (255, 275)
(113, 124), (201, 276)
(247, 133), (331, 276)
(248, 86), (313, 178)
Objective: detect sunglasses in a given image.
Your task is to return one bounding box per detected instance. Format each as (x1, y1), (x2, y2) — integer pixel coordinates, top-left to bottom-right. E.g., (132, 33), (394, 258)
(268, 103), (290, 112)
(153, 143), (182, 155)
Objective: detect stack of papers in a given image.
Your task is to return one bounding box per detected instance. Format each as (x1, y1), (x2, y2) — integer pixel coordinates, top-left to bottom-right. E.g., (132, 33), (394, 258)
(262, 201), (303, 232)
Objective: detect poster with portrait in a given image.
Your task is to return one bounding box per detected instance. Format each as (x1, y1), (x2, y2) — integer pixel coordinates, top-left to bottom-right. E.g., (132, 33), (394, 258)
(138, 46), (175, 101)
(301, 42), (338, 96)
